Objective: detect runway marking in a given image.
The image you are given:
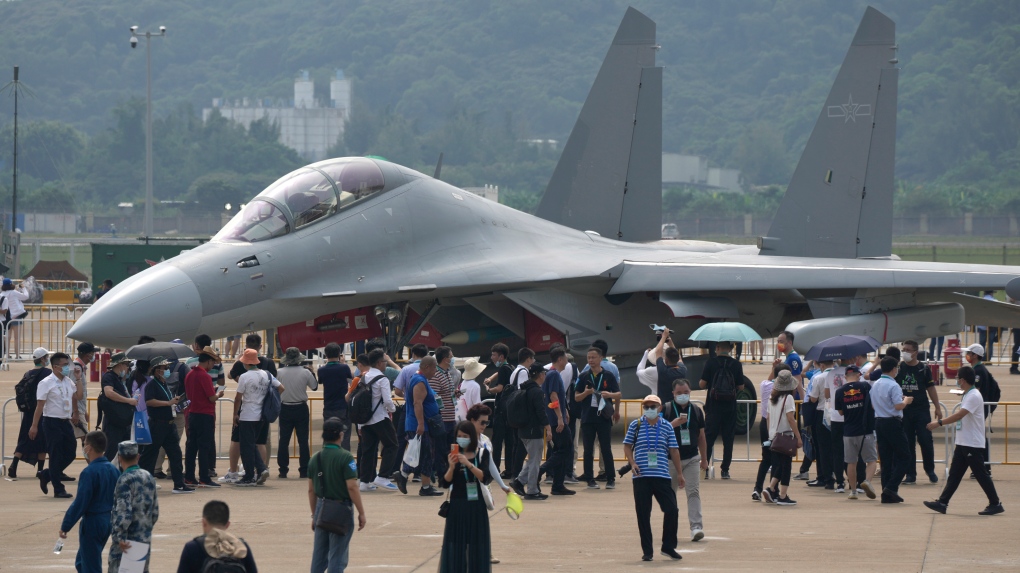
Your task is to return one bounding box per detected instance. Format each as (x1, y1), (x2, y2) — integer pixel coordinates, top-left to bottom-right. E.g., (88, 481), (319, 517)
(409, 534), (443, 538)
(377, 521), (392, 529)
(920, 513), (936, 572)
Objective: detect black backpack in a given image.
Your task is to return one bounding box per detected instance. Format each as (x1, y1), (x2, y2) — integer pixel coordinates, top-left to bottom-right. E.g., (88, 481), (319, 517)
(15, 368), (45, 413)
(349, 374), (386, 425)
(195, 536), (248, 573)
(504, 384), (534, 429)
(710, 358), (737, 401)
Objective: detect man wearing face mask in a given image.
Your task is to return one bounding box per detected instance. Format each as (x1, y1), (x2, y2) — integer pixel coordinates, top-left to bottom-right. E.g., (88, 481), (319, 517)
(896, 340), (942, 485)
(71, 342), (98, 450)
(29, 352), (77, 498)
(99, 353), (139, 461)
(624, 395), (685, 562)
(662, 379), (707, 542)
(59, 431), (120, 573)
(138, 357), (194, 494)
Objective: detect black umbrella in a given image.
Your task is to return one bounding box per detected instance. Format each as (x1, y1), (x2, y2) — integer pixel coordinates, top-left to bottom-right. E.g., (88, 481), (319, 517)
(804, 335), (881, 362)
(125, 342), (196, 362)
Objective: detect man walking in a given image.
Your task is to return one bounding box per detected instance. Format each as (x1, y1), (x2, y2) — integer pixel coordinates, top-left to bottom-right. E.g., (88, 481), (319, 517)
(396, 356), (446, 496)
(508, 347), (536, 479)
(184, 347), (224, 488)
(662, 379), (707, 541)
(699, 341), (744, 480)
(896, 340), (942, 484)
(110, 441), (159, 573)
(872, 357), (914, 503)
(99, 353), (138, 461)
(277, 347), (318, 479)
(29, 352), (77, 498)
(834, 365), (878, 500)
(924, 365), (1004, 516)
(511, 364), (551, 500)
(355, 349), (399, 492)
(59, 431), (121, 573)
(538, 348), (575, 495)
(309, 418), (367, 572)
(965, 343), (1001, 478)
(623, 395), (685, 562)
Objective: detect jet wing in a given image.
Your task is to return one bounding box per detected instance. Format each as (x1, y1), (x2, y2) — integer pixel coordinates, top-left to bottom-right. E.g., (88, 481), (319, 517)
(608, 257), (1020, 295)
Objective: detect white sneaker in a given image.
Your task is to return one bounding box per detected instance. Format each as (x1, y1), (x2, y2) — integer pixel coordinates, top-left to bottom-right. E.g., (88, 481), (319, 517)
(691, 528), (705, 542)
(359, 482), (378, 492)
(218, 471), (240, 484)
(373, 477), (399, 491)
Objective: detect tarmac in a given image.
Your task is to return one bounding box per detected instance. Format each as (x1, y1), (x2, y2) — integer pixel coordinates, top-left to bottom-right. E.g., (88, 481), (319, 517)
(1, 360), (1017, 572)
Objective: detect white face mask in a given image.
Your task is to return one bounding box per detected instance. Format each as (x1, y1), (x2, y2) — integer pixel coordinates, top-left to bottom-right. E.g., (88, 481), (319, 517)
(902, 352), (914, 362)
(643, 408), (658, 420)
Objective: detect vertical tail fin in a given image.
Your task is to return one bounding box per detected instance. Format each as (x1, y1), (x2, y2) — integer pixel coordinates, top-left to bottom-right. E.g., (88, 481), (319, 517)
(759, 6), (897, 259)
(535, 7), (662, 242)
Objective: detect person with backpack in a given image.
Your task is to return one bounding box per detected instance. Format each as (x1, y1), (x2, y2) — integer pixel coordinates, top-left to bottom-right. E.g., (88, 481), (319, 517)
(699, 341), (745, 480)
(232, 349), (284, 487)
(351, 349), (399, 492)
(506, 347), (535, 482)
(483, 343), (516, 477)
(575, 346), (621, 490)
(965, 343), (1001, 479)
(6, 347), (52, 481)
(395, 356), (446, 496)
(176, 500), (258, 573)
(222, 334), (277, 484)
(508, 363), (551, 500)
(99, 353), (139, 461)
(138, 357), (194, 494)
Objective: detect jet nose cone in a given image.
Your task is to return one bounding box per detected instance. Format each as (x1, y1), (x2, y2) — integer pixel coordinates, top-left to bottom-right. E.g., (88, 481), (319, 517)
(68, 265), (202, 348)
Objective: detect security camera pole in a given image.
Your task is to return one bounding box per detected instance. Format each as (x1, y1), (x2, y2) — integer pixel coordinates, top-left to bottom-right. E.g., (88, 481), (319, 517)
(129, 25), (166, 237)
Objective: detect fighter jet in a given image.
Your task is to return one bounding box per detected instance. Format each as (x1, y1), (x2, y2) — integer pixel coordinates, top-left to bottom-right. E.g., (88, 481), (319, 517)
(69, 7), (1020, 370)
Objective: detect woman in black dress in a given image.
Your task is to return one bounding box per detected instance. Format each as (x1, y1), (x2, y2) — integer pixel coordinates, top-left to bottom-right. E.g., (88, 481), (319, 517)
(439, 420), (492, 573)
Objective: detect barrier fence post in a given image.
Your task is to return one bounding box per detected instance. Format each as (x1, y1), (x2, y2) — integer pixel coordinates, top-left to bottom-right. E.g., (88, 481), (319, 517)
(1, 398), (16, 476)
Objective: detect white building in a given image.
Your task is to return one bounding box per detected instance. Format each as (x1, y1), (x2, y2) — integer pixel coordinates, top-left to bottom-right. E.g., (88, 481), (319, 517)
(662, 153), (743, 192)
(202, 70), (352, 162)
(464, 185), (499, 202)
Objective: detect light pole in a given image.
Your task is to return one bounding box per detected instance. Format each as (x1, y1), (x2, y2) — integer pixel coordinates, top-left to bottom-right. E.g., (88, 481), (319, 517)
(130, 25), (166, 237)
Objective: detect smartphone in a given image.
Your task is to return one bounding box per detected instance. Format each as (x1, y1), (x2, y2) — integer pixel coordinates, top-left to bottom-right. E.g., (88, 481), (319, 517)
(451, 444), (459, 455)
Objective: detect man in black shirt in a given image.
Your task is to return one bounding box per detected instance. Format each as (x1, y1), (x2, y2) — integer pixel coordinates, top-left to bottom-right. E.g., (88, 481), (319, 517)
(317, 343), (353, 450)
(139, 357), (193, 494)
(834, 365), (878, 499)
(699, 342), (744, 480)
(176, 501), (257, 572)
(575, 346), (621, 490)
(896, 340), (942, 484)
(662, 379), (707, 542)
(99, 353), (137, 461)
(484, 343), (515, 476)
(653, 327), (688, 406)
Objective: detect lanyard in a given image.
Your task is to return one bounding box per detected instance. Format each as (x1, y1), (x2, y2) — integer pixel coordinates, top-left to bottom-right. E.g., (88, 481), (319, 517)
(155, 379), (172, 401)
(644, 418), (663, 451)
(461, 453), (479, 483)
(591, 373), (603, 393)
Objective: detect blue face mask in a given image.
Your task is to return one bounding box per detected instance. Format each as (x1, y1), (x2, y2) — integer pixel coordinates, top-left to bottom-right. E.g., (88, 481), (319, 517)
(456, 437), (471, 449)
(61, 365), (72, 377)
(162, 369), (171, 379)
(643, 408), (659, 420)
(674, 394), (690, 406)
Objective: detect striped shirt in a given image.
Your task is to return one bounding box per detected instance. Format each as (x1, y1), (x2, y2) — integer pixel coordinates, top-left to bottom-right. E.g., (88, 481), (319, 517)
(623, 417), (678, 480)
(430, 369), (456, 422)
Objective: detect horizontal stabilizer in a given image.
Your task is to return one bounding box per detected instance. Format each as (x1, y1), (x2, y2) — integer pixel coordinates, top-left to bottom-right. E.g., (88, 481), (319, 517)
(535, 7), (661, 242)
(760, 6), (897, 259)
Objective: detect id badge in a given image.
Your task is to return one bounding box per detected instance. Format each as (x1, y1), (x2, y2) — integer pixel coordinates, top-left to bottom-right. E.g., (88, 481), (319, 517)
(647, 451), (658, 468)
(955, 420), (963, 431)
(466, 482), (479, 501)
(436, 397), (444, 409)
(679, 428), (691, 446)
(591, 394), (599, 407)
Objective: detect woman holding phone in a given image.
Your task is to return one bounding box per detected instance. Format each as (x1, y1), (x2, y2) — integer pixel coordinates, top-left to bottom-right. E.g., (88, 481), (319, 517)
(439, 420), (492, 572)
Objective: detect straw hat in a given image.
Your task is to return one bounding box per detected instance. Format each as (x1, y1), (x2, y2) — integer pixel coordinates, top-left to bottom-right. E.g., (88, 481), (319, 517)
(462, 357), (485, 380)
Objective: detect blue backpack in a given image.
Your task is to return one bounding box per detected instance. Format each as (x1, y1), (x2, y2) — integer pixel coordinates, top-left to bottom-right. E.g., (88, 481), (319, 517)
(261, 372), (282, 423)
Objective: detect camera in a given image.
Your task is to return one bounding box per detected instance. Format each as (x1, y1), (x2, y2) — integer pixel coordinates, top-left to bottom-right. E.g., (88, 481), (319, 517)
(618, 462), (632, 477)
(130, 37), (138, 48)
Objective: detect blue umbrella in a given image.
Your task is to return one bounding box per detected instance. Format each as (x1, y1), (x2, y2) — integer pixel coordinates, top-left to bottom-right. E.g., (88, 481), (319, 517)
(804, 335), (881, 362)
(688, 322), (762, 342)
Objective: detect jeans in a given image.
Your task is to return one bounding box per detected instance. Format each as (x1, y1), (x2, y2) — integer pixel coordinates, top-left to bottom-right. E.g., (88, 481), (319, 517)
(704, 404), (737, 472)
(669, 455), (703, 531)
(581, 420), (615, 481)
(239, 420), (267, 480)
(185, 412), (216, 482)
(311, 498), (355, 573)
(540, 427), (573, 489)
(358, 418), (398, 483)
(278, 403), (311, 477)
(812, 417), (834, 486)
(632, 477), (678, 556)
(979, 328), (998, 360)
(140, 417), (185, 488)
(518, 437), (545, 494)
(902, 407), (935, 479)
(938, 445), (999, 506)
(929, 337), (944, 361)
(875, 417), (911, 494)
(41, 417), (76, 495)
(76, 513), (111, 573)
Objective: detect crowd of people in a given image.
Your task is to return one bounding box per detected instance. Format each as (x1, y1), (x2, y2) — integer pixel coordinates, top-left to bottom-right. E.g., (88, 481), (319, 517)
(4, 325), (1008, 571)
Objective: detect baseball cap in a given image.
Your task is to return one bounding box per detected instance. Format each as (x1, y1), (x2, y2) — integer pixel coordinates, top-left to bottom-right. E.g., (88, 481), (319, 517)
(32, 347), (51, 360)
(965, 343), (985, 357)
(76, 342), (97, 354)
(845, 364), (862, 374)
(641, 394), (662, 406)
(118, 441), (139, 458)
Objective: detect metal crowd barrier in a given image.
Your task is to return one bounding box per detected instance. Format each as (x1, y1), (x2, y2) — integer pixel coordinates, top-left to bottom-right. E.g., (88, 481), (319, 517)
(949, 401), (1015, 468)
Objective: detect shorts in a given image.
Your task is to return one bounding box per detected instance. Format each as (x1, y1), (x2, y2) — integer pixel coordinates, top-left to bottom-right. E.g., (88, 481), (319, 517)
(227, 335), (240, 342)
(8, 311), (27, 327)
(843, 433), (877, 464)
(231, 421), (268, 445)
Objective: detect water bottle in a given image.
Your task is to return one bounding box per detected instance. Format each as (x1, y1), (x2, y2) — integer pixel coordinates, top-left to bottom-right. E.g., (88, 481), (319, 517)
(53, 538), (64, 554)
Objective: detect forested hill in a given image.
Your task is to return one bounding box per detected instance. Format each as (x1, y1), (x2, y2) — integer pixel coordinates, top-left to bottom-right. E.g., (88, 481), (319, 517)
(0, 0), (1018, 216)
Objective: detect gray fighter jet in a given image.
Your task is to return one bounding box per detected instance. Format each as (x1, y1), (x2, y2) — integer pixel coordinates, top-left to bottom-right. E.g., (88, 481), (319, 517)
(69, 7), (1020, 366)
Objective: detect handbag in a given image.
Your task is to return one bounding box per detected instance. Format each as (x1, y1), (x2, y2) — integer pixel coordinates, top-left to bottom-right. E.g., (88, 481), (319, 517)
(403, 435), (422, 468)
(314, 497), (354, 536)
(438, 486), (452, 518)
(768, 396), (797, 457)
(480, 482), (495, 511)
(133, 410), (153, 445)
(597, 394), (615, 421)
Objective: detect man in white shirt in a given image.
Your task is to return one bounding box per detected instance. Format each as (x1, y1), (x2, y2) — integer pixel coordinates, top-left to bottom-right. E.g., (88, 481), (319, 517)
(806, 362), (834, 489)
(507, 347), (536, 479)
(233, 349), (284, 487)
(29, 352), (77, 498)
(357, 349), (399, 492)
(924, 365), (1004, 515)
(824, 364), (850, 492)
